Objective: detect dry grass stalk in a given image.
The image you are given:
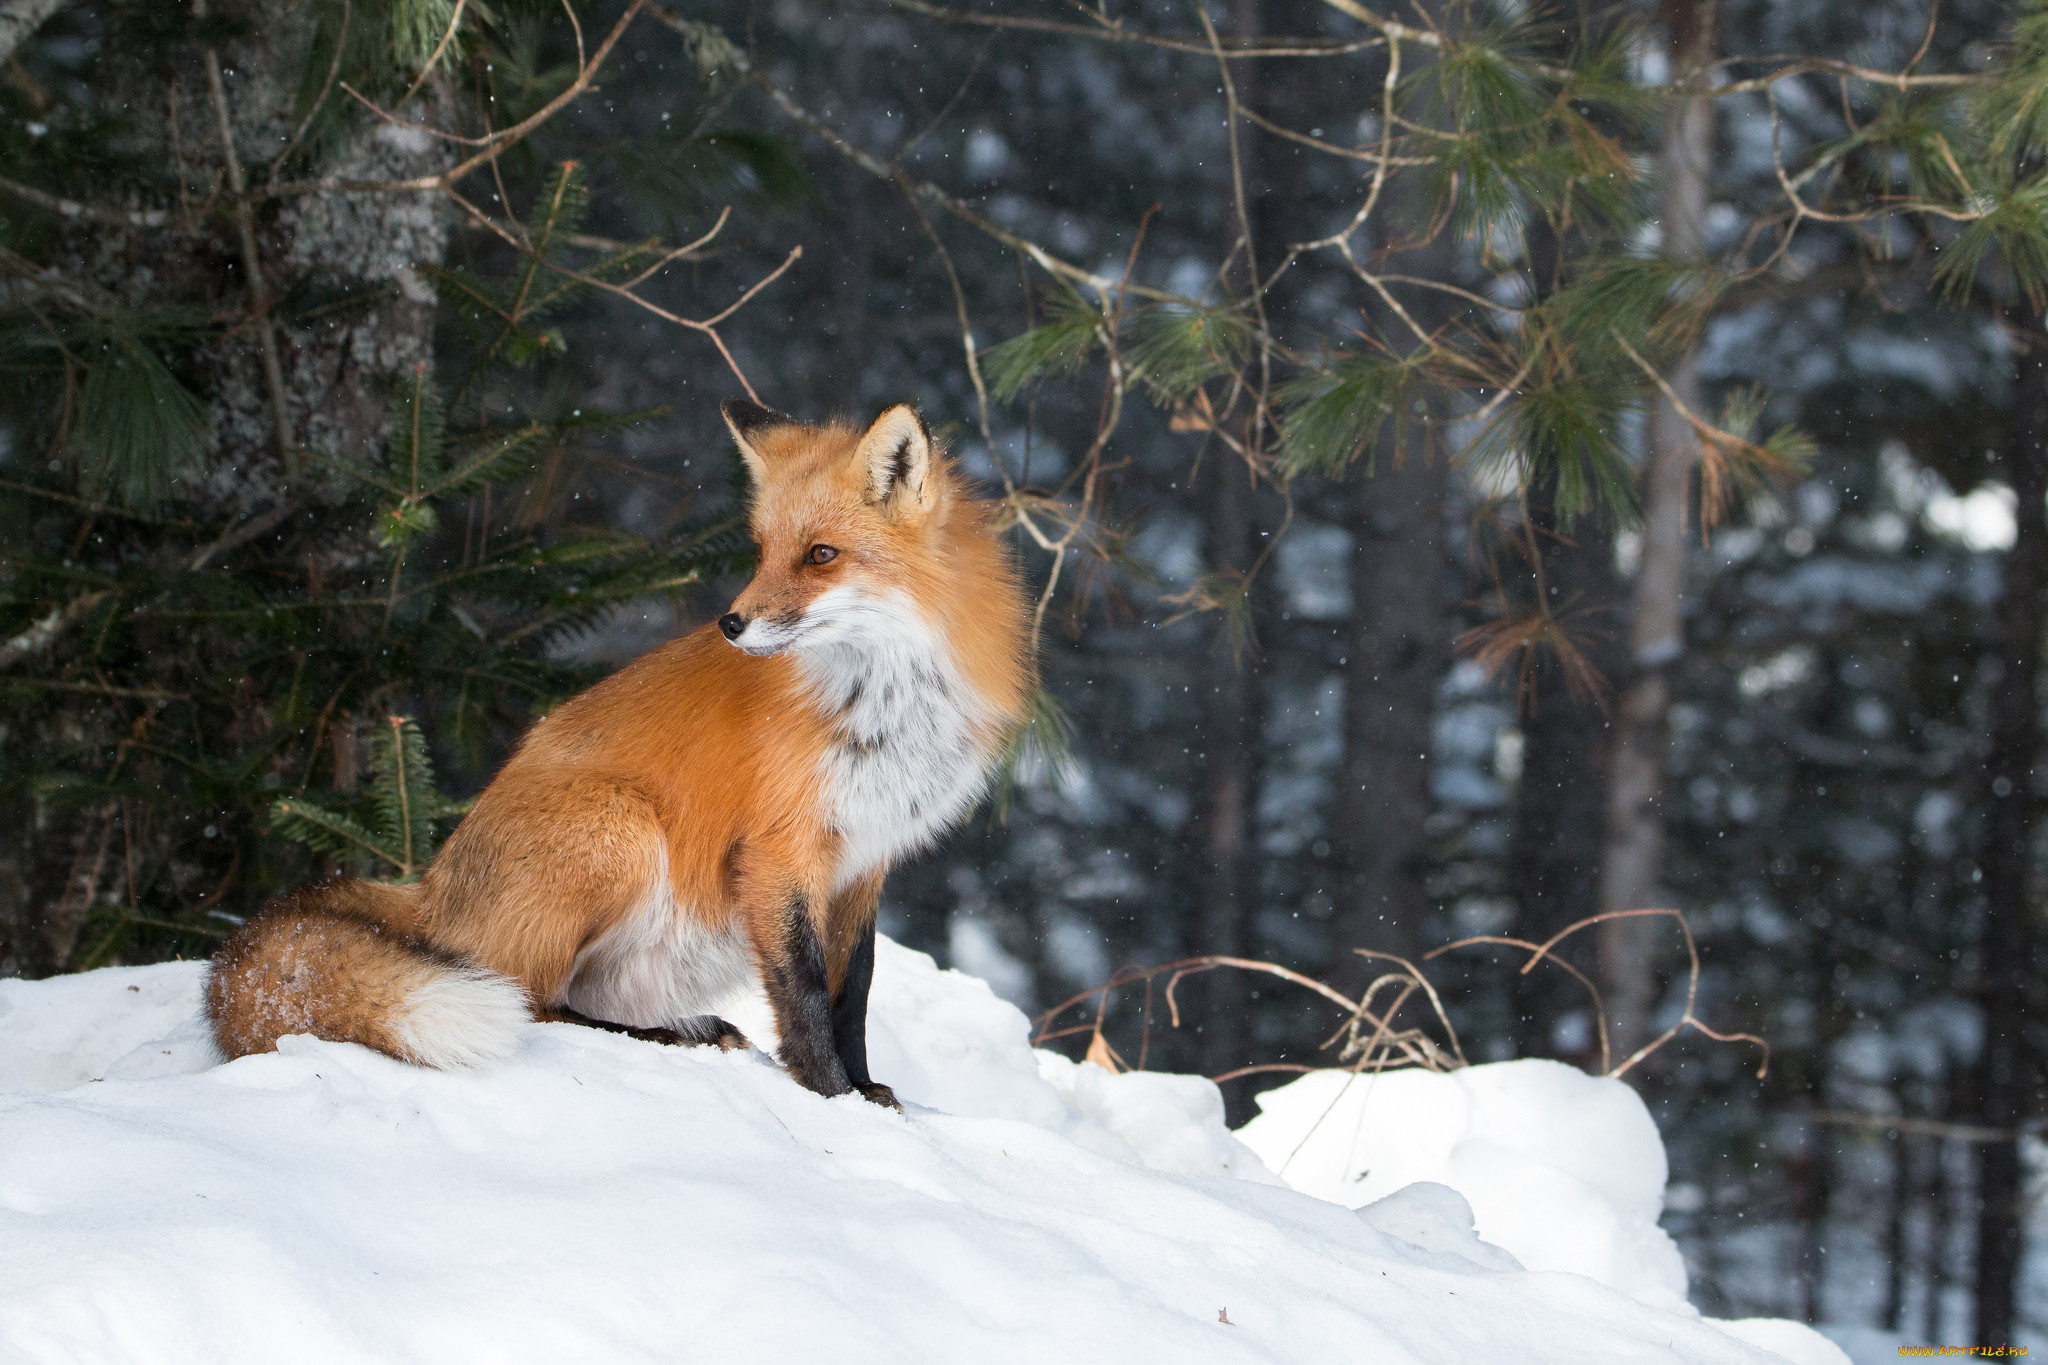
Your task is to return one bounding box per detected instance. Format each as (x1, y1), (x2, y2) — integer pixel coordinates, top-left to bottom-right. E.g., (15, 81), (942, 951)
(1031, 908), (1769, 1085)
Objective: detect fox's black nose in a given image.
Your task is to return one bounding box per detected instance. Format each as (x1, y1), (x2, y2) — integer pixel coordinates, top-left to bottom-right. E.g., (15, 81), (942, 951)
(718, 612), (746, 641)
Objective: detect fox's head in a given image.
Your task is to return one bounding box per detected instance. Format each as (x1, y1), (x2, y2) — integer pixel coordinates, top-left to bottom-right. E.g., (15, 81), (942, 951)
(717, 400), (957, 658)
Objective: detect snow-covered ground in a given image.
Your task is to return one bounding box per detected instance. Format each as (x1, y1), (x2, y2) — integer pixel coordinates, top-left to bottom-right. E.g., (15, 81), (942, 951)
(2, 938), (1847, 1363)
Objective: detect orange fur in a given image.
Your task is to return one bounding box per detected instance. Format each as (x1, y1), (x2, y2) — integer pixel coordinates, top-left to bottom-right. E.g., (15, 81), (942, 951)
(207, 403), (1034, 1101)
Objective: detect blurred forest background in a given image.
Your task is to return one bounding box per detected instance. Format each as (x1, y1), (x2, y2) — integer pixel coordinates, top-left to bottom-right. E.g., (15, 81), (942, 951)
(0, 0), (2043, 1349)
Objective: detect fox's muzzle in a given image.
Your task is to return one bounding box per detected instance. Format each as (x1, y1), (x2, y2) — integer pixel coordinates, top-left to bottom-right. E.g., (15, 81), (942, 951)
(721, 607), (802, 657)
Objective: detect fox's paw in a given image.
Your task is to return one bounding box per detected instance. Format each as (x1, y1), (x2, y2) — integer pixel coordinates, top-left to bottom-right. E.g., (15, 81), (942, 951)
(673, 1014), (751, 1051)
(856, 1081), (902, 1112)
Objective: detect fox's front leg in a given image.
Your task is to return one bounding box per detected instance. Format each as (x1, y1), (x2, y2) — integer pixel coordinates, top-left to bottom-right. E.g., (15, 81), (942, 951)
(826, 876), (897, 1110)
(757, 888), (853, 1098)
(832, 917), (900, 1110)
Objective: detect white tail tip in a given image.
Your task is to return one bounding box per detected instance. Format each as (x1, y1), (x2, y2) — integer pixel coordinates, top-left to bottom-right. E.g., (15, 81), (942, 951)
(391, 967), (528, 1068)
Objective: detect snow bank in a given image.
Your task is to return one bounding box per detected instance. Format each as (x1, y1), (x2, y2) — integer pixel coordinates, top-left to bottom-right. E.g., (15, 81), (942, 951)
(5, 941), (1820, 1363)
(1237, 1059), (1691, 1307)
(1237, 1061), (1849, 1365)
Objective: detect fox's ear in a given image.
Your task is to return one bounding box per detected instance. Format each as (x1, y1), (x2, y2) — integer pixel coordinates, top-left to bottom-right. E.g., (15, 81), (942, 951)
(853, 404), (936, 516)
(721, 398), (796, 485)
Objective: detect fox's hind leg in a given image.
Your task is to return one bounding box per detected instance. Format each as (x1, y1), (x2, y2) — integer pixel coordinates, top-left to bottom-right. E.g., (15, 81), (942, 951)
(546, 1006), (749, 1051)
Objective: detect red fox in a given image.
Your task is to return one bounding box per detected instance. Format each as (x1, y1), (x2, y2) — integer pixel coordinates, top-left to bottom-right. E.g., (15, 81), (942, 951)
(207, 402), (1032, 1106)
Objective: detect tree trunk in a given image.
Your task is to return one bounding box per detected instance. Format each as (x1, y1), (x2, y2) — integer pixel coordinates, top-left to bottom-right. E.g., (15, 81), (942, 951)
(1597, 0), (1716, 1060)
(88, 7), (449, 504)
(1182, 0), (1275, 1087)
(0, 7), (449, 977)
(1328, 18), (1455, 997)
(1331, 439), (1445, 987)
(1969, 310), (2047, 1345)
(1508, 497), (1624, 1061)
(1189, 444), (1263, 1077)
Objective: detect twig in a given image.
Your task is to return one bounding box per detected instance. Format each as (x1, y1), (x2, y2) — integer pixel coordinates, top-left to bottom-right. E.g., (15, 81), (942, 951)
(268, 0), (352, 181)
(879, 0), (1388, 57)
(1804, 1109), (2034, 1144)
(1033, 910), (1767, 1089)
(0, 589), (113, 671)
(0, 174), (170, 227)
(905, 191), (993, 449)
(260, 0), (648, 203)
(1521, 909), (1771, 1080)
(438, 188), (792, 403)
(651, 10), (1161, 304)
(397, 0), (469, 108)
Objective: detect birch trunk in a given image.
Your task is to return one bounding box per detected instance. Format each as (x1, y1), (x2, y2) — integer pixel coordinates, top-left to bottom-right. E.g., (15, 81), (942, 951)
(1596, 0), (1716, 1059)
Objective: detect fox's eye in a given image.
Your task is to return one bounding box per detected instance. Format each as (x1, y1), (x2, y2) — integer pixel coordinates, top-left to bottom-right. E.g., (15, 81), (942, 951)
(805, 544), (839, 566)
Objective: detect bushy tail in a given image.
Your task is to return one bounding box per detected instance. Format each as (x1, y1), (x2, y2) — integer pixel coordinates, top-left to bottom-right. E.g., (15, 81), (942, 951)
(207, 881), (528, 1069)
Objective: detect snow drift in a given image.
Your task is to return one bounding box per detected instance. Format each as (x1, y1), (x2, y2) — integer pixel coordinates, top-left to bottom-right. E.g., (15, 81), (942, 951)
(1237, 1059), (1691, 1309)
(2, 937), (1841, 1363)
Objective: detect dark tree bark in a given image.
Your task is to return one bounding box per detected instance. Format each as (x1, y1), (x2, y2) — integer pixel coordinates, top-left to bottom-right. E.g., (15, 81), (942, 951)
(1188, 443), (1264, 1078)
(1331, 441), (1446, 986)
(1181, 0), (1278, 1088)
(1327, 18), (1455, 994)
(1508, 500), (1624, 1061)
(0, 5), (449, 977)
(1883, 1119), (1911, 1333)
(1970, 312), (2048, 1345)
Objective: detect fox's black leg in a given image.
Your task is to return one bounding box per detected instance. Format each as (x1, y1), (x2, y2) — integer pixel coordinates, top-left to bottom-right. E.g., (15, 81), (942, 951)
(831, 918), (898, 1110)
(550, 1006), (748, 1051)
(763, 894), (852, 1097)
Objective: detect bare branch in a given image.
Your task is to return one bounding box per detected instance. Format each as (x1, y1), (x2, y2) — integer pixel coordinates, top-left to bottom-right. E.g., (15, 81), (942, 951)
(650, 9), (1166, 304)
(260, 0), (649, 203)
(881, 0), (1387, 57)
(269, 0), (352, 181)
(0, 590), (114, 672)
(397, 0), (464, 107)
(0, 174), (170, 228)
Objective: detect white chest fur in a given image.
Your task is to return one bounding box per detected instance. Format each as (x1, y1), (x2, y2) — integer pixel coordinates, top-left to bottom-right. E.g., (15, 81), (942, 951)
(794, 596), (997, 892)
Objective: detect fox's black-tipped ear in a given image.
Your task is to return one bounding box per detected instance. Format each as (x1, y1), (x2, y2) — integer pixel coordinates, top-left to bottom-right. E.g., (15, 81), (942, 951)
(853, 403), (937, 517)
(721, 399), (795, 484)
